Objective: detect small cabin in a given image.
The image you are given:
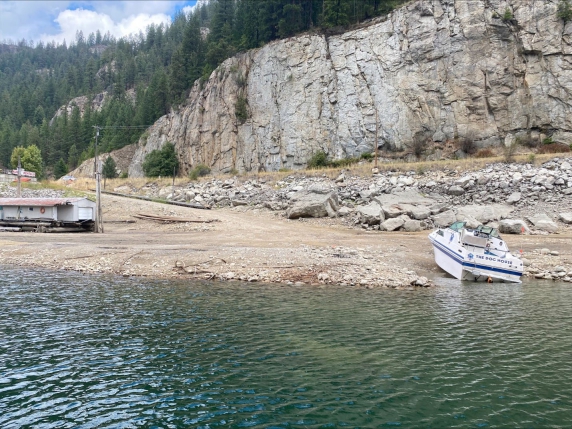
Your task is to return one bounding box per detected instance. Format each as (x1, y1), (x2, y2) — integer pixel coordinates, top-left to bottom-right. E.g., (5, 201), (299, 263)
(0, 198), (96, 232)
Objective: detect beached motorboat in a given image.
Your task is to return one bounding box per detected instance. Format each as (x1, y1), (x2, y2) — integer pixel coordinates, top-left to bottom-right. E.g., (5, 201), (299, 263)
(428, 221), (523, 283)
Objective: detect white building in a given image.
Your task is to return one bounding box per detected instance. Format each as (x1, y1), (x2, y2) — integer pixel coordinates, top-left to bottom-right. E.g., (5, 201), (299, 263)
(0, 197), (96, 223)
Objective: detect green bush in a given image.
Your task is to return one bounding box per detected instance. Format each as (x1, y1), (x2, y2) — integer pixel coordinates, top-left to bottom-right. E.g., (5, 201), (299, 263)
(142, 142), (179, 177)
(558, 0), (572, 22)
(360, 152), (373, 160)
(11, 145), (43, 178)
(189, 164), (211, 180)
(235, 96), (249, 124)
(502, 8), (513, 21)
(307, 151), (329, 169)
(542, 137), (554, 145)
(120, 171), (128, 179)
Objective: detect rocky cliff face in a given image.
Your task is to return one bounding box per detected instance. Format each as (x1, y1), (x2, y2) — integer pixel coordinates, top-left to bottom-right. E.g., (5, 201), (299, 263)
(128, 0), (572, 177)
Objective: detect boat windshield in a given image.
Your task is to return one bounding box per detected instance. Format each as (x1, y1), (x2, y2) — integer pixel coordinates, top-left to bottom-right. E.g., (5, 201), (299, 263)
(449, 221), (466, 232)
(476, 225), (500, 238)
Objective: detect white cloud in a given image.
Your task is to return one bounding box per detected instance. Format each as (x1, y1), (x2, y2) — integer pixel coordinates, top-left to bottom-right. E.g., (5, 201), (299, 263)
(0, 1), (196, 46)
(43, 8), (172, 45)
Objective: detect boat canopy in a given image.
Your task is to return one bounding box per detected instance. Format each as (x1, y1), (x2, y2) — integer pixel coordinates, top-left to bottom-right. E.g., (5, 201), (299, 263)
(449, 221), (466, 232)
(475, 224), (500, 238)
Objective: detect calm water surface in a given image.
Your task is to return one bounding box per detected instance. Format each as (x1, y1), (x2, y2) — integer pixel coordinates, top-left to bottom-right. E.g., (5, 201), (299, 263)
(1, 267), (571, 428)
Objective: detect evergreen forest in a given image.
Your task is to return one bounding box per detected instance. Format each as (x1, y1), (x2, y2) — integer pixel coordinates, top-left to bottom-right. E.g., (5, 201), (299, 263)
(0, 0), (405, 178)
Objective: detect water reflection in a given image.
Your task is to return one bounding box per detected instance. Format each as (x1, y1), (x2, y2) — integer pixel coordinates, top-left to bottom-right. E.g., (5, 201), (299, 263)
(1, 267), (571, 428)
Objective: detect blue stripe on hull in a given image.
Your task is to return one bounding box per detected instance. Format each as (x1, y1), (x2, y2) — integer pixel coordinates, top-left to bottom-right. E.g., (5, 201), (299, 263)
(430, 237), (522, 278)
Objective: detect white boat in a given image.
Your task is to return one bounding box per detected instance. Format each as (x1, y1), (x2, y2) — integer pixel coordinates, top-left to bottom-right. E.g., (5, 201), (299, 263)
(428, 221), (523, 283)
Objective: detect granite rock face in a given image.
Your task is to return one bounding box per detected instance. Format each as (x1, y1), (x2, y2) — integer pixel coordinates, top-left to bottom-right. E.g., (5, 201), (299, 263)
(126, 0), (572, 176)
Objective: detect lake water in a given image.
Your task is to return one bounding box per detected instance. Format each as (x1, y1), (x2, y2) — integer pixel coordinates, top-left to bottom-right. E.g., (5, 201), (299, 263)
(1, 267), (571, 428)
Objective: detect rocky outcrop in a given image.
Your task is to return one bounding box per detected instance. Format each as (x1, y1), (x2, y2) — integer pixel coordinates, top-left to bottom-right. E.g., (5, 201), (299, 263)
(69, 144), (136, 178)
(126, 0), (572, 176)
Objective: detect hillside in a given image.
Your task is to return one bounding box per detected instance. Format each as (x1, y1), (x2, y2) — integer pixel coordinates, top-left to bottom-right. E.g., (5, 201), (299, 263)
(125, 0), (572, 176)
(0, 0), (402, 177)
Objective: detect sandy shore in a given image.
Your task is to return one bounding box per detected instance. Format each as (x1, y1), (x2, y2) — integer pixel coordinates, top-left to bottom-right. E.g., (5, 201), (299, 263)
(1, 194), (571, 287)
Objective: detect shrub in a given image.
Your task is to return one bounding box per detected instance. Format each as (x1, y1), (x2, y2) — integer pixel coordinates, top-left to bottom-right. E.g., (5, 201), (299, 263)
(11, 145), (43, 178)
(142, 142), (179, 177)
(360, 152), (373, 160)
(411, 134), (428, 157)
(458, 136), (477, 154)
(558, 0), (572, 22)
(502, 8), (513, 21)
(189, 164), (211, 180)
(120, 171), (128, 179)
(475, 148), (495, 158)
(330, 157), (359, 168)
(235, 96), (248, 124)
(307, 151), (329, 169)
(537, 143), (571, 154)
(542, 137), (554, 145)
(527, 153), (536, 164)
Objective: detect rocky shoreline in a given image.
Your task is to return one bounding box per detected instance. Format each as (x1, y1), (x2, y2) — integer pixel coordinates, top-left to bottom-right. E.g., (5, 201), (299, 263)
(111, 156), (572, 283)
(1, 156), (571, 286)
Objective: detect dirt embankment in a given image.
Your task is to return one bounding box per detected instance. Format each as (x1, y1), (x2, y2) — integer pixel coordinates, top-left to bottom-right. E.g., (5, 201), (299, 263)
(1, 194), (570, 288)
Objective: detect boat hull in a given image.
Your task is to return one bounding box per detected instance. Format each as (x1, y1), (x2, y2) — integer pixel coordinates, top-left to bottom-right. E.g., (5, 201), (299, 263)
(429, 234), (522, 283)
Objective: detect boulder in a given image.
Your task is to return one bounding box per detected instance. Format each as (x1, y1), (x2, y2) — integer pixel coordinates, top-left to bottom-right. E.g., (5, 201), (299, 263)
(380, 217), (405, 231)
(374, 190), (435, 206)
(410, 205), (431, 220)
(454, 176), (473, 187)
(448, 185), (465, 196)
(456, 214), (481, 229)
(356, 202), (384, 225)
(402, 219), (423, 232)
(506, 192), (521, 204)
(337, 206), (354, 216)
(526, 213), (559, 233)
(476, 175), (490, 185)
(498, 219), (530, 234)
(433, 210), (457, 227)
(455, 204), (514, 223)
(287, 191), (339, 219)
(381, 204), (404, 219)
(558, 212), (572, 224)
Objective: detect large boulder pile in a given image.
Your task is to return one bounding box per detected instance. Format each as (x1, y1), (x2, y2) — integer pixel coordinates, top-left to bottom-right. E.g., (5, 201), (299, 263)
(123, 156), (572, 234)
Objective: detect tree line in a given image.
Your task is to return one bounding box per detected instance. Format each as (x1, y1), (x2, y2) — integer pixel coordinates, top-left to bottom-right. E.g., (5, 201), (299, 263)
(0, 0), (404, 178)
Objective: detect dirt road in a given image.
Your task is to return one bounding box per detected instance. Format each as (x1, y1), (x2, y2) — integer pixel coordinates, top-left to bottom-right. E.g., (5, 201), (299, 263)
(1, 194), (570, 287)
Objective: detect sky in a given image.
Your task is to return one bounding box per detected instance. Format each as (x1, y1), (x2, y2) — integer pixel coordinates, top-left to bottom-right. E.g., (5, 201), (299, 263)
(0, 1), (199, 46)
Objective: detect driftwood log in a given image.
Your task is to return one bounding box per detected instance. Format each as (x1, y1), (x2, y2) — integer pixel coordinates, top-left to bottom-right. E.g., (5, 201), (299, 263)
(132, 213), (219, 223)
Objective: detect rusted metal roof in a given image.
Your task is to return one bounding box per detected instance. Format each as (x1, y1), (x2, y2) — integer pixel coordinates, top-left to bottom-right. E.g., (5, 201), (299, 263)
(0, 198), (88, 207)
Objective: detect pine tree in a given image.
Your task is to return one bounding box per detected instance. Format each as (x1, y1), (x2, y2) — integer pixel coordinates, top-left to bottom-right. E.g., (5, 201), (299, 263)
(102, 155), (117, 188)
(54, 158), (68, 179)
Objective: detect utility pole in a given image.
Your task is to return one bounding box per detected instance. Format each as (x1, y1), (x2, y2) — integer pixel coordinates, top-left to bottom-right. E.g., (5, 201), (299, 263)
(93, 126), (103, 233)
(16, 155), (22, 198)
